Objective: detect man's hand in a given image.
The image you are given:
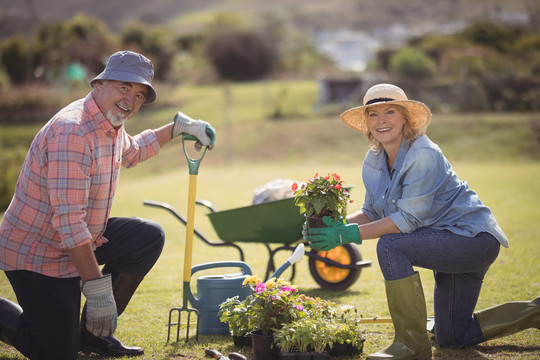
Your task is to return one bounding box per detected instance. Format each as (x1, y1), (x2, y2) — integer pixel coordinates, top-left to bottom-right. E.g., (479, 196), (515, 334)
(171, 111), (216, 150)
(303, 216), (362, 251)
(81, 274), (117, 337)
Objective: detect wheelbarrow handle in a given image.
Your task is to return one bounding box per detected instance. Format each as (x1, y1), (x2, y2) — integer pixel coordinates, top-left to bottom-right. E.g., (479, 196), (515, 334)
(182, 134), (208, 175)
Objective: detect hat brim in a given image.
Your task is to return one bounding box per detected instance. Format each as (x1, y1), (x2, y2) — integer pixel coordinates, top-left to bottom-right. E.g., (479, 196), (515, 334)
(90, 69), (157, 104)
(340, 99), (431, 133)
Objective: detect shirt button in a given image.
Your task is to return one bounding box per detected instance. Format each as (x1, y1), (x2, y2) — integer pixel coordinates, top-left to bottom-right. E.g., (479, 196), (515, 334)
(392, 199), (396, 203)
(382, 195), (385, 199)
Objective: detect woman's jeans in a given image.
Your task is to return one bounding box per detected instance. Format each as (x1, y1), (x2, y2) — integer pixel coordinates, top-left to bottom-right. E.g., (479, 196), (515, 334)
(377, 228), (500, 348)
(5, 217), (165, 360)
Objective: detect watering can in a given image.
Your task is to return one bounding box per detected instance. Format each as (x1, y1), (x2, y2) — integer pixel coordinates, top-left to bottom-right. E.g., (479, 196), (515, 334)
(188, 261), (253, 335)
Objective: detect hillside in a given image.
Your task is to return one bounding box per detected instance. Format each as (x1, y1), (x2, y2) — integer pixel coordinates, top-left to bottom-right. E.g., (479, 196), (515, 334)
(1, 0), (535, 39)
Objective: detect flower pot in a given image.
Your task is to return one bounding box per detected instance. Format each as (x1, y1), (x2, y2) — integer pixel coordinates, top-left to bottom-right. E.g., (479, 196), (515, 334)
(251, 331), (278, 360)
(348, 339), (365, 355)
(305, 215), (326, 229)
(295, 352), (312, 360)
(311, 352), (329, 360)
(279, 352), (298, 359)
(233, 333), (252, 347)
(330, 342), (348, 356)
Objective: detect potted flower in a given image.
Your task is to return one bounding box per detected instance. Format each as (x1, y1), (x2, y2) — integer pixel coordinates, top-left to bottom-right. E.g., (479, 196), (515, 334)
(273, 322), (299, 359)
(274, 318), (333, 359)
(291, 173), (352, 229)
(218, 296), (251, 346)
(331, 306), (366, 355)
(241, 276), (308, 360)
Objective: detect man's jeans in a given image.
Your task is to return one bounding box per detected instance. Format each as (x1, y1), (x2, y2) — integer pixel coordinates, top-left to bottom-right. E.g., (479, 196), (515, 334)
(377, 228), (500, 348)
(5, 217), (164, 360)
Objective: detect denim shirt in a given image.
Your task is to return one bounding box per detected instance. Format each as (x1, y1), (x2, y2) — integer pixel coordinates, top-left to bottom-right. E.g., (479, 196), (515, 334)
(361, 135), (508, 247)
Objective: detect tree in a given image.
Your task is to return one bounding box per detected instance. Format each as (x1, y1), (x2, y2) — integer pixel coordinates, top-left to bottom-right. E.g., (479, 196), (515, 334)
(389, 47), (436, 80)
(205, 30), (275, 81)
(0, 36), (30, 84)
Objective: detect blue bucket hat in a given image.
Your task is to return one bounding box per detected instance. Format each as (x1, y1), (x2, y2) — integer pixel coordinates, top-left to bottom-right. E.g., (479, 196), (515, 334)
(90, 50), (157, 104)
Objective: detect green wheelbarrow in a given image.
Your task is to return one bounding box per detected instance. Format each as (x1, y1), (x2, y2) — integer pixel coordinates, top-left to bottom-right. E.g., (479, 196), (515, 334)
(144, 196), (371, 291)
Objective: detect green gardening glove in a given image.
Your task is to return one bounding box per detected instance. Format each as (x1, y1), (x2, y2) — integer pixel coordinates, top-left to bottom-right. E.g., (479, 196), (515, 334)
(304, 216), (362, 251)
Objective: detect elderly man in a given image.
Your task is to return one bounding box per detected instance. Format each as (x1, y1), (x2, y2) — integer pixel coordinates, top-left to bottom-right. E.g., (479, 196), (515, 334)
(0, 50), (216, 359)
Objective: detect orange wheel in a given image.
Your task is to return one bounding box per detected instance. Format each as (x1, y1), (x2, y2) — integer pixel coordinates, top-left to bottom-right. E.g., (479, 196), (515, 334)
(308, 243), (362, 291)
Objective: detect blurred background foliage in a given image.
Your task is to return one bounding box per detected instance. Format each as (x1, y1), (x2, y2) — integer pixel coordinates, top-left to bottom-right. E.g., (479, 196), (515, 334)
(1, 1), (540, 211)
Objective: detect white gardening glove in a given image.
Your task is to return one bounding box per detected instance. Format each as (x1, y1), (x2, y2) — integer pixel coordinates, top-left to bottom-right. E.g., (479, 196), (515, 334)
(81, 274), (117, 337)
(171, 111), (216, 150)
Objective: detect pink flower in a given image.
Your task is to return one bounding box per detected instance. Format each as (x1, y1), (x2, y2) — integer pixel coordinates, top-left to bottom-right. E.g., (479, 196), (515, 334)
(281, 286), (295, 292)
(255, 282), (267, 293)
(295, 305), (304, 311)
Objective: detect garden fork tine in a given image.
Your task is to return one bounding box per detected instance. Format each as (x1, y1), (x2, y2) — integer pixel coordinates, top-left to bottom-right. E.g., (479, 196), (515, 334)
(167, 134), (207, 342)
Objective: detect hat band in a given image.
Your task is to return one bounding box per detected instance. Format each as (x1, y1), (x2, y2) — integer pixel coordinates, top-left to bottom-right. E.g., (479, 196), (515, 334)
(365, 97), (395, 105)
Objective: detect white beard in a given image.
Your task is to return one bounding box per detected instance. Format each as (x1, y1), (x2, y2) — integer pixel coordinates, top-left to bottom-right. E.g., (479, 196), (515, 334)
(106, 108), (129, 127)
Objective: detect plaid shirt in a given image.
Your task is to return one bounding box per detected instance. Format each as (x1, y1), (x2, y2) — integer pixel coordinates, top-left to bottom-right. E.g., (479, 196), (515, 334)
(0, 93), (160, 278)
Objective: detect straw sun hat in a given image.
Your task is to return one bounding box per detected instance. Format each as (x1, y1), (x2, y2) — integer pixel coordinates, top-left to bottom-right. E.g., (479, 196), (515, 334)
(340, 83), (432, 133)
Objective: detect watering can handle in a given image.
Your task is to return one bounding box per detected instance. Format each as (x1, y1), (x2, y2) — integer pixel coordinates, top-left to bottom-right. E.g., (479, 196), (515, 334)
(191, 261), (253, 277)
(182, 134), (208, 175)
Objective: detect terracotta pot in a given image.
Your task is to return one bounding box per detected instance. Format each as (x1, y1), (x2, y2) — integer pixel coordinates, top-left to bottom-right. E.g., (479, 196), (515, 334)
(251, 331), (278, 360)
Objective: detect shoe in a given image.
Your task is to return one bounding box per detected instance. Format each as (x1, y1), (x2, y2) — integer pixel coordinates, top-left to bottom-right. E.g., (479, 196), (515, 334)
(0, 298), (23, 346)
(80, 332), (143, 357)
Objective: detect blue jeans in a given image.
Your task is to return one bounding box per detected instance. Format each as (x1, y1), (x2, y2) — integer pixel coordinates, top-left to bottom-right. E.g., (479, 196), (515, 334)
(377, 228), (500, 348)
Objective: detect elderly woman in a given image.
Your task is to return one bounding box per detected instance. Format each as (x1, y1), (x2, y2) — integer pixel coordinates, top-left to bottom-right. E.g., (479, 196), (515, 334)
(304, 83), (539, 359)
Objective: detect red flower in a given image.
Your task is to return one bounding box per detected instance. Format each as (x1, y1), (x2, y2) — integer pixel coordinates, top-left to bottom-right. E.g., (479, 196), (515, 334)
(333, 173), (340, 181)
(291, 182), (298, 192)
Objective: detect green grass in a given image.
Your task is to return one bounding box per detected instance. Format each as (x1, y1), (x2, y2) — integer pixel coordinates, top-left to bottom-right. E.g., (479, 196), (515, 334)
(1, 80), (539, 359)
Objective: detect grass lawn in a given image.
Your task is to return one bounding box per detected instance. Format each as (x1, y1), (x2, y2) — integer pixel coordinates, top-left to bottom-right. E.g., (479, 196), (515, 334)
(1, 79), (539, 358)
(1, 158), (538, 359)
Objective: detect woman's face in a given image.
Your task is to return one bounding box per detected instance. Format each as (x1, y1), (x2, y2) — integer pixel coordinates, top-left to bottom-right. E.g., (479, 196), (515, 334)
(366, 104), (406, 149)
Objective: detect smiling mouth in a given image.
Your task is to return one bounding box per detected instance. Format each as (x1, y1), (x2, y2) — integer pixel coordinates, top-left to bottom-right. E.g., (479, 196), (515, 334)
(377, 127), (391, 133)
(116, 103), (132, 113)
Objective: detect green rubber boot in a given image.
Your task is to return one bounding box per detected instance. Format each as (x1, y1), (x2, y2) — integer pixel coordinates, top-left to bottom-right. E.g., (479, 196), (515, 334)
(475, 296), (540, 341)
(367, 272), (432, 360)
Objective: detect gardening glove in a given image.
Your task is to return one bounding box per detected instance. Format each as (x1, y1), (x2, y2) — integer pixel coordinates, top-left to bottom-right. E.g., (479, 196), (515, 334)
(80, 274), (117, 337)
(171, 111), (216, 150)
(304, 216), (362, 251)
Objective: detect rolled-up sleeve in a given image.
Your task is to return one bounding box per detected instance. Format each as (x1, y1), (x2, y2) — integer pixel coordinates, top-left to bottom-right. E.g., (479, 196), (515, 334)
(121, 129), (160, 168)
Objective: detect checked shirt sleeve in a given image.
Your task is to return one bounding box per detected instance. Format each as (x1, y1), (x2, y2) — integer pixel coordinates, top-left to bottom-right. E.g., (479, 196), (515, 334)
(47, 130), (94, 250)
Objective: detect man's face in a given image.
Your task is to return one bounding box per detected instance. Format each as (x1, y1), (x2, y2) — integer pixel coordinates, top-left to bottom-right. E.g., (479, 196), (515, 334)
(93, 80), (149, 127)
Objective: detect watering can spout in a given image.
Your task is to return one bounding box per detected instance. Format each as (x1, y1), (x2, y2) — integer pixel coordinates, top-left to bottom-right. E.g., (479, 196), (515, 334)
(269, 243), (305, 280)
(288, 243), (304, 264)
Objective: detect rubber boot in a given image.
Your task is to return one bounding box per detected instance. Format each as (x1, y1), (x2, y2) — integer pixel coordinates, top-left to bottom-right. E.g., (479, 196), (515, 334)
(367, 272), (432, 360)
(0, 298), (23, 346)
(80, 269), (145, 357)
(475, 296), (540, 341)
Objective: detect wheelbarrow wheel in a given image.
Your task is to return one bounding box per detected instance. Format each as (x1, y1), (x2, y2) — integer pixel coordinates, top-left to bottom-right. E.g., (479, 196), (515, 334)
(308, 243), (362, 291)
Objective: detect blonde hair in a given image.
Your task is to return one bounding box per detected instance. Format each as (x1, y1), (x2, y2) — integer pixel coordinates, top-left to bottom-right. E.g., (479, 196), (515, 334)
(364, 104), (427, 152)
